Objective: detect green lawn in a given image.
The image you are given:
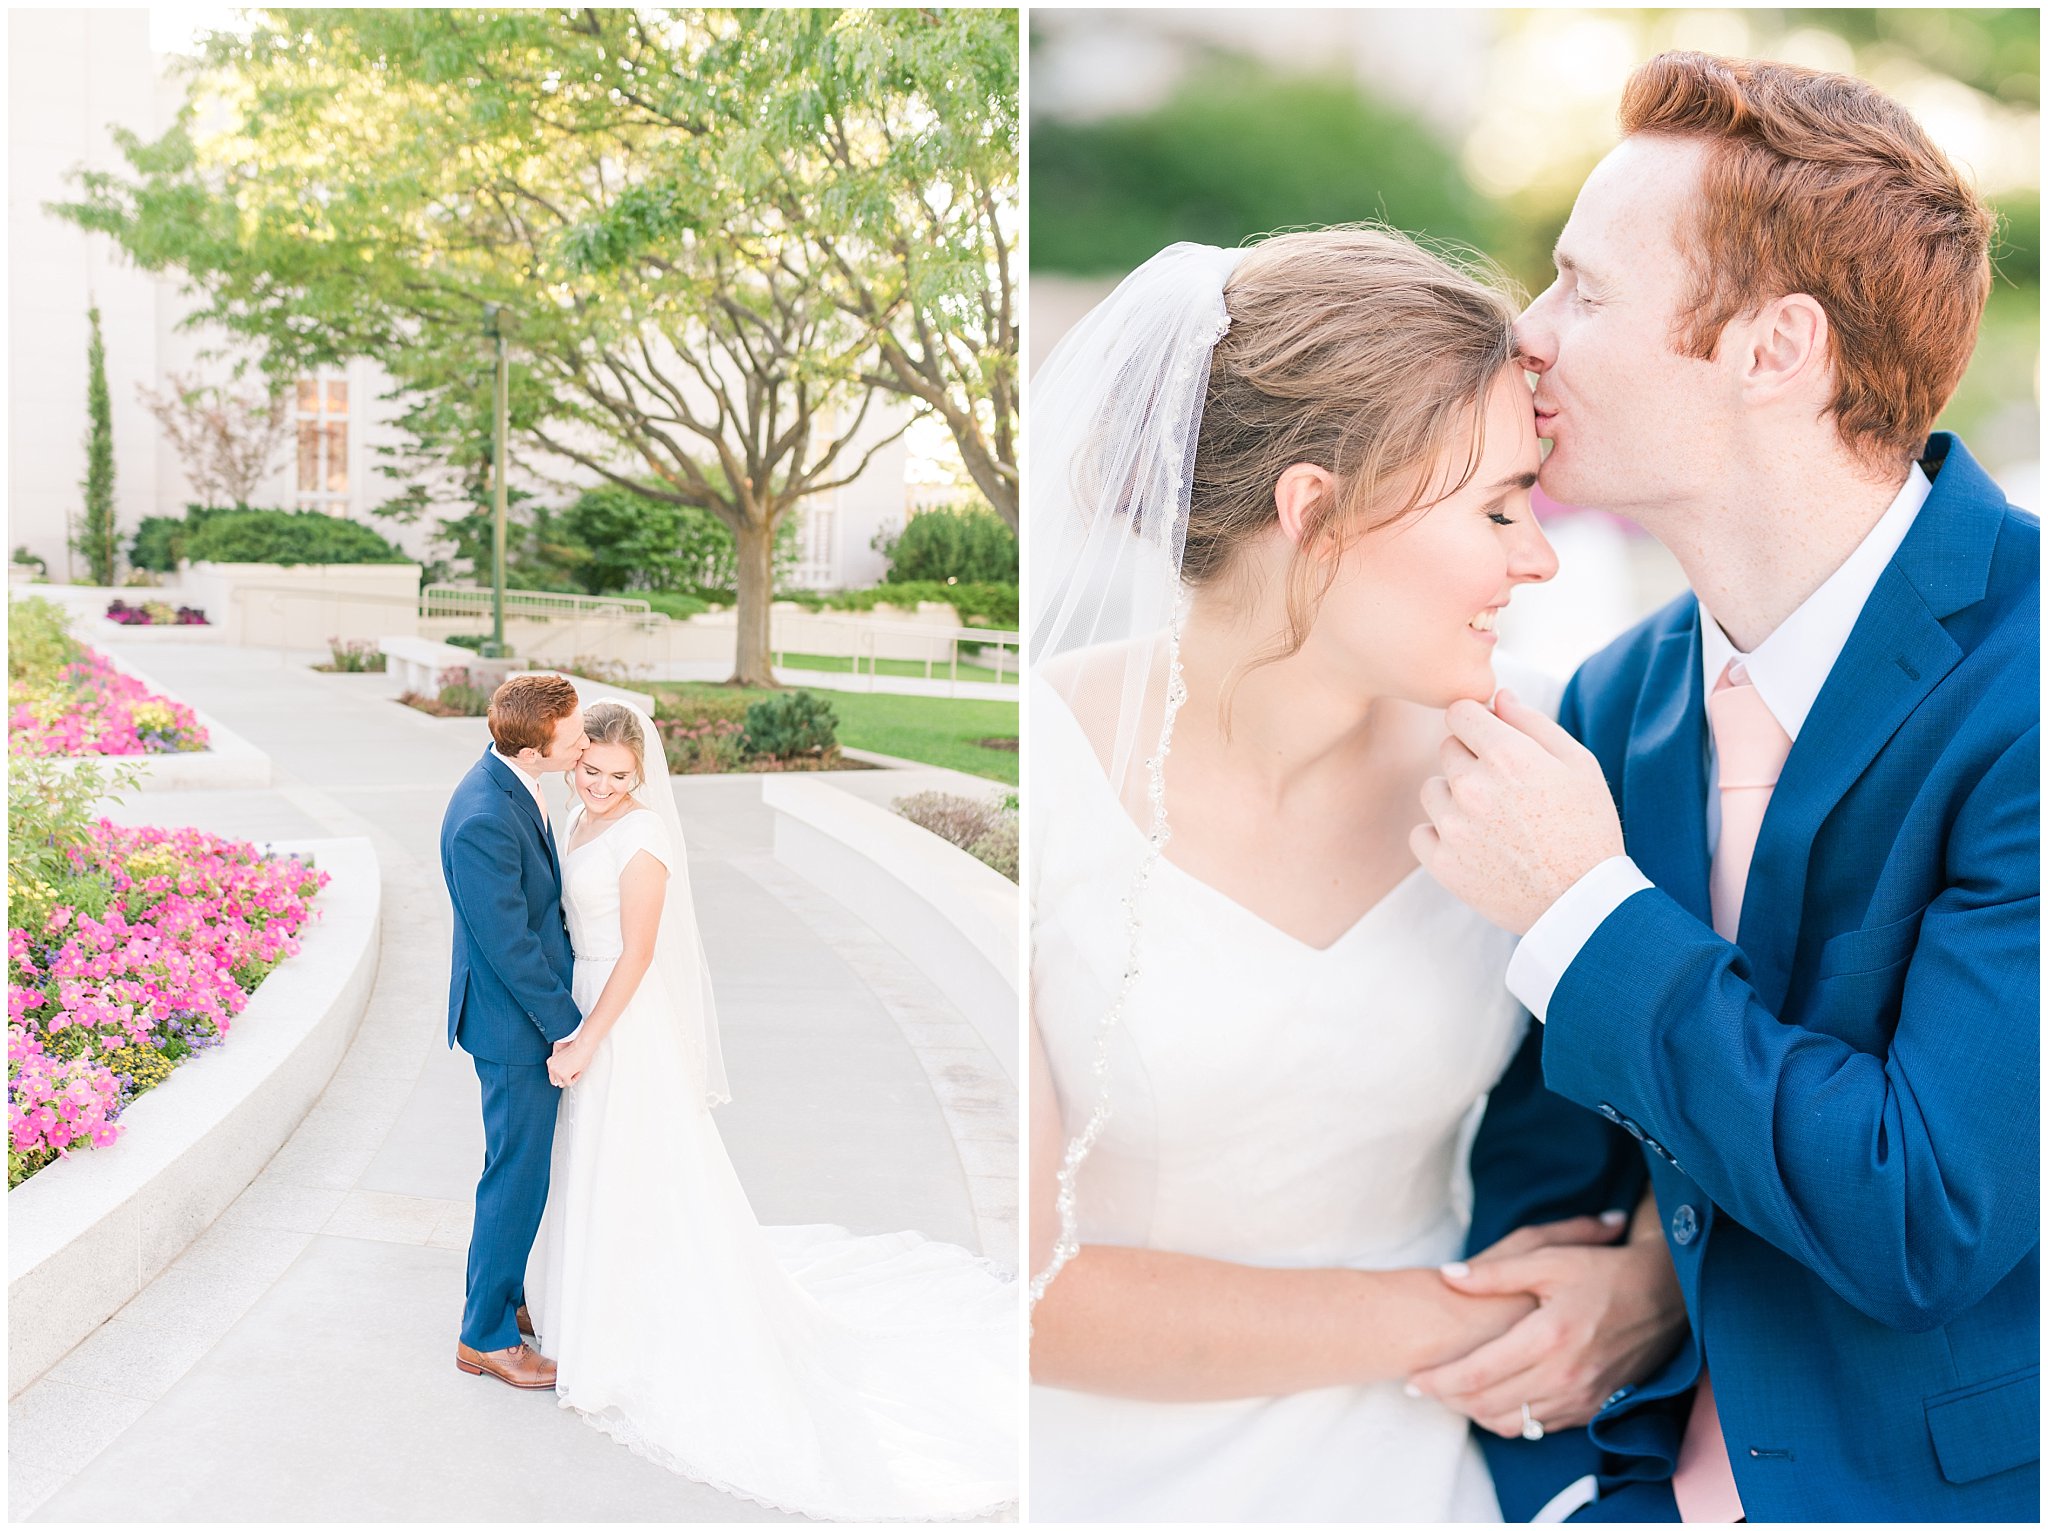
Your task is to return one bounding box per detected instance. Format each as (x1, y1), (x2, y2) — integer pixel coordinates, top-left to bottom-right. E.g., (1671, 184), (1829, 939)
(775, 649), (1019, 685)
(650, 681), (1018, 785)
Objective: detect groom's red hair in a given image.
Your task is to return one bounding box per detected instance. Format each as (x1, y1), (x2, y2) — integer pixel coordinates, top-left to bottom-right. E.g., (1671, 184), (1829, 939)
(1620, 51), (1994, 472)
(488, 673), (580, 755)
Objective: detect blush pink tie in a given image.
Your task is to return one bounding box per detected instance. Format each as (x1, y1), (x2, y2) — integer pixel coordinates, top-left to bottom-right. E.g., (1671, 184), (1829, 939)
(1673, 660), (1790, 1522)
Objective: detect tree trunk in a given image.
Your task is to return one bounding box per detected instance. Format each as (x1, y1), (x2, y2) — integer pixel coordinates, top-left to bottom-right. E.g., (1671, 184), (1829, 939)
(731, 515), (779, 688)
(960, 444), (1017, 531)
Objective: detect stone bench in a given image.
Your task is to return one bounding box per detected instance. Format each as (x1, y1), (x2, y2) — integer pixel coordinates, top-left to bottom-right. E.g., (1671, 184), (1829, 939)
(376, 636), (479, 694)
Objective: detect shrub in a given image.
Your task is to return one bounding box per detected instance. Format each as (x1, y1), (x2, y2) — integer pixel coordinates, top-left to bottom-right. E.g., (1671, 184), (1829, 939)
(444, 633), (505, 655)
(965, 816), (1020, 881)
(8, 756), (131, 935)
(11, 547), (47, 578)
(742, 690), (837, 760)
(773, 580), (1018, 630)
(324, 638), (385, 673)
(128, 504), (230, 573)
(561, 487), (724, 595)
(660, 717), (750, 774)
(435, 666), (494, 717)
(183, 508), (409, 567)
(559, 655), (648, 687)
(8, 599), (83, 684)
(891, 790), (1020, 882)
(654, 689), (756, 728)
(641, 590), (714, 620)
(876, 503), (1018, 585)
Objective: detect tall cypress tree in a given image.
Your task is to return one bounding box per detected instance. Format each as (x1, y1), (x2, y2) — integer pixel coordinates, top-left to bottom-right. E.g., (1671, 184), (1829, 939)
(74, 303), (118, 585)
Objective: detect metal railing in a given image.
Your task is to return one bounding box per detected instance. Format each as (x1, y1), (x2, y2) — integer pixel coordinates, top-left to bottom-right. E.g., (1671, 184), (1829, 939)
(773, 614), (1021, 691)
(420, 585), (651, 622)
(416, 586), (1020, 696)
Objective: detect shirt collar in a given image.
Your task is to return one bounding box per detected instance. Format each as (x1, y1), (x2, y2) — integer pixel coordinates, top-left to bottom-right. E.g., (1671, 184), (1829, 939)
(489, 746), (549, 808)
(1698, 462), (1932, 742)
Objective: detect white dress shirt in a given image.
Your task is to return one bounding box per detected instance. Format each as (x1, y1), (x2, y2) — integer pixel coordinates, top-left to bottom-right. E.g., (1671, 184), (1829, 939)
(491, 746), (552, 831)
(1507, 463), (1933, 1021)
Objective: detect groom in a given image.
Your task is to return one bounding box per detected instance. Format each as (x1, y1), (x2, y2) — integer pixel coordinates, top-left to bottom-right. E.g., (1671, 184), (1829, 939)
(440, 673), (588, 1388)
(1415, 53), (2038, 1521)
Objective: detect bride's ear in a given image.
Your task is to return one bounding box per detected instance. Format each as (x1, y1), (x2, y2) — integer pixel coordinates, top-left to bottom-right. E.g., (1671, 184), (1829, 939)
(1274, 463), (1336, 552)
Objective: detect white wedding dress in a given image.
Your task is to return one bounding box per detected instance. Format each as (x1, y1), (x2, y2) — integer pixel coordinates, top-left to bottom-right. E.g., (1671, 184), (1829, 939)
(526, 802), (1019, 1521)
(1029, 670), (1543, 1523)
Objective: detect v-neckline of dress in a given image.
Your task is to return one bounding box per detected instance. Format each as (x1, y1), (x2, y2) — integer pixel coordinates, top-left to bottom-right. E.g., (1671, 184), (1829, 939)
(563, 802), (648, 860)
(1038, 677), (1433, 956)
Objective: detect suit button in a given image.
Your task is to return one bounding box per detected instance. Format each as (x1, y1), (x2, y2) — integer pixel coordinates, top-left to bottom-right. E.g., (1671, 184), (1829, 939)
(1598, 1102), (1621, 1122)
(1603, 1386), (1633, 1408)
(1620, 1118), (1645, 1142)
(1671, 1204), (1700, 1245)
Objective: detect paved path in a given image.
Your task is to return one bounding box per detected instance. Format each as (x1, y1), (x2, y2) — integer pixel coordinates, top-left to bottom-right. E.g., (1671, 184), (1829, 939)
(9, 645), (1019, 1522)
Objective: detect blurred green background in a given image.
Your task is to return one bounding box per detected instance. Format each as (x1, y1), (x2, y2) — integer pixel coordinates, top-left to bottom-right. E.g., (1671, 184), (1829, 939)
(1030, 8), (2039, 501)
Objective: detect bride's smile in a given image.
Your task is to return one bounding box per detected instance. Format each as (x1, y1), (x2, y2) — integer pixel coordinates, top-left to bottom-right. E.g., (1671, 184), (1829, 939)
(573, 743), (640, 819)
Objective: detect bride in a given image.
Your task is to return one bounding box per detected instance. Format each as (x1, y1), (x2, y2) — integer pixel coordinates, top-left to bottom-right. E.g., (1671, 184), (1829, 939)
(1028, 229), (1621, 1521)
(524, 699), (1017, 1521)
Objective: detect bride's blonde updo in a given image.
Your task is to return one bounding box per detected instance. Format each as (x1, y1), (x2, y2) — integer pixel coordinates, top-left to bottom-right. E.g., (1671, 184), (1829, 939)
(1189, 226), (1523, 664)
(581, 701), (649, 790)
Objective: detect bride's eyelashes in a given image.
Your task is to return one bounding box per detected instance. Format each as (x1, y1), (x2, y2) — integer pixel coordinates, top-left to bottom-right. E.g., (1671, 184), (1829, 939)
(1487, 510), (1517, 526)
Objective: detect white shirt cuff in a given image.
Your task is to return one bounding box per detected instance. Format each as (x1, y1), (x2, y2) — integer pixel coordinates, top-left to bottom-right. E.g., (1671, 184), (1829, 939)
(1505, 856), (1654, 1021)
(1532, 1472), (1600, 1523)
(558, 1022), (583, 1044)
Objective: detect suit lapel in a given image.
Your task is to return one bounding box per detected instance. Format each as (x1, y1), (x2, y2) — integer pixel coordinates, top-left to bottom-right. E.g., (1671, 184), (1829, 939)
(1622, 613), (1713, 926)
(1734, 455), (2000, 1010)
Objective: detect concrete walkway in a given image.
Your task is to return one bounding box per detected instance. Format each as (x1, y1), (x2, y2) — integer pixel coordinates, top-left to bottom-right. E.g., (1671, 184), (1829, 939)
(9, 644), (1019, 1522)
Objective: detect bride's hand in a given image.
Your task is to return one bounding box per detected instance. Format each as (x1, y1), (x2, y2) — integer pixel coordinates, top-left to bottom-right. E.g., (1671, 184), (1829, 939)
(1404, 1210), (1685, 1437)
(548, 1038), (591, 1087)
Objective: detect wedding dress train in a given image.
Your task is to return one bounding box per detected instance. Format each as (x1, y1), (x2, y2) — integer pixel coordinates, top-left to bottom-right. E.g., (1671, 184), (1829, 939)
(527, 804), (1018, 1521)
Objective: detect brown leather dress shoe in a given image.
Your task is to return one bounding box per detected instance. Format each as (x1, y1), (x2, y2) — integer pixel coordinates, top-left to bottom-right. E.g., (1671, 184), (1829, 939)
(455, 1340), (556, 1389)
(516, 1303), (534, 1338)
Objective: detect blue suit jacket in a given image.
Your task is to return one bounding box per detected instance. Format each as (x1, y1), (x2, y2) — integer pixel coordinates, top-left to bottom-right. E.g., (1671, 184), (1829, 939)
(439, 747), (581, 1064)
(1469, 435), (2039, 1521)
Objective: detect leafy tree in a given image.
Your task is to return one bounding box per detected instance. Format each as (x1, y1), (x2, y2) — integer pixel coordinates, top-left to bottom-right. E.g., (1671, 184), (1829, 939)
(74, 305), (119, 585)
(559, 485), (778, 597)
(54, 9), (1004, 684)
(135, 371), (293, 507)
(746, 10), (1020, 527)
(1030, 61), (1497, 277)
(876, 502), (1018, 585)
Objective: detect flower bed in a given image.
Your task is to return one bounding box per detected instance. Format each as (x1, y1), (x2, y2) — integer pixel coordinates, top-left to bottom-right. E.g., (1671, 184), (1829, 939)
(8, 598), (209, 757)
(104, 599), (208, 627)
(9, 650), (210, 757)
(8, 803), (326, 1188)
(653, 686), (872, 774)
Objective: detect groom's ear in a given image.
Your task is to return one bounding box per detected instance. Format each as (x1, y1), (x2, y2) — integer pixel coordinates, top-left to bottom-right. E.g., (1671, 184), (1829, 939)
(1735, 292), (1831, 405)
(1274, 463), (1337, 551)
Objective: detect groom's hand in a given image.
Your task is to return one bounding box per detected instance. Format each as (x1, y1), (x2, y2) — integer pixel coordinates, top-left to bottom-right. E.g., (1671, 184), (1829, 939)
(1412, 689), (1624, 934)
(1406, 1212), (1686, 1438)
(547, 1037), (584, 1088)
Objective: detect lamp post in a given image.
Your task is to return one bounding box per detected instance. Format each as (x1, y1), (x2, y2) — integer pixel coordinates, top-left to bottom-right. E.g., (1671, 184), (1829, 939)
(482, 303), (509, 658)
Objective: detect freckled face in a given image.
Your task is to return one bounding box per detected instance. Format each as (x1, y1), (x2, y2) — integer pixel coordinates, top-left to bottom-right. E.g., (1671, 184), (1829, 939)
(1514, 135), (1725, 515)
(574, 739), (640, 818)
